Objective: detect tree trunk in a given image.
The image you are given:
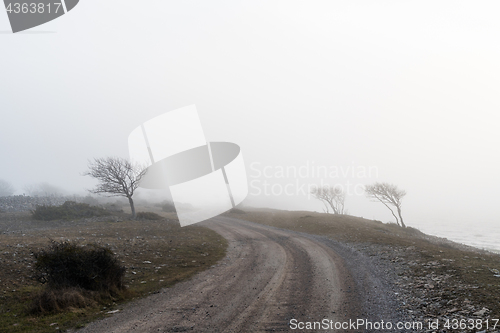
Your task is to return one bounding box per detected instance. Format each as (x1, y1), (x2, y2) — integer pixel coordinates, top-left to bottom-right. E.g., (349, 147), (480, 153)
(327, 200), (338, 214)
(389, 208), (400, 227)
(323, 201), (330, 214)
(378, 200), (400, 227)
(397, 206), (406, 228)
(338, 201), (345, 215)
(128, 196), (136, 219)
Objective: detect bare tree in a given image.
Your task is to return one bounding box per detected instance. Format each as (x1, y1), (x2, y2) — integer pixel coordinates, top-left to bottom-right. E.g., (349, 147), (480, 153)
(84, 157), (147, 219)
(0, 179), (14, 197)
(365, 182), (406, 227)
(311, 185), (345, 214)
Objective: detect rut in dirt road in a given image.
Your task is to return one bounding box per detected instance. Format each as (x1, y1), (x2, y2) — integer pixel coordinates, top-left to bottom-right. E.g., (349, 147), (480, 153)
(77, 217), (401, 333)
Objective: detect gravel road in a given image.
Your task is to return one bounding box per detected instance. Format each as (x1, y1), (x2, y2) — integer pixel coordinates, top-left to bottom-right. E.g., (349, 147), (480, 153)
(77, 216), (404, 332)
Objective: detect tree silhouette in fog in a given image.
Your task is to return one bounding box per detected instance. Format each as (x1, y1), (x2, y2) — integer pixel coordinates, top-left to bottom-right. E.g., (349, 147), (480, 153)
(365, 182), (407, 227)
(311, 185), (346, 214)
(84, 157), (147, 219)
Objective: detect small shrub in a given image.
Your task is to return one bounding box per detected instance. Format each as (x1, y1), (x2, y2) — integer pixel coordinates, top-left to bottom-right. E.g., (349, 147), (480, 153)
(136, 212), (163, 220)
(79, 195), (100, 206)
(33, 241), (125, 292)
(160, 201), (176, 213)
(31, 201), (109, 221)
(104, 203), (123, 212)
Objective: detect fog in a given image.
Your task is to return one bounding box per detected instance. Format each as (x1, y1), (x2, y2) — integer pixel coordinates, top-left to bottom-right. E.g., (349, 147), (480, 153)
(1, 1), (499, 240)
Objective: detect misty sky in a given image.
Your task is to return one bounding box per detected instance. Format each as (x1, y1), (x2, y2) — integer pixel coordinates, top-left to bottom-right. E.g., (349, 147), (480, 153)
(1, 1), (499, 231)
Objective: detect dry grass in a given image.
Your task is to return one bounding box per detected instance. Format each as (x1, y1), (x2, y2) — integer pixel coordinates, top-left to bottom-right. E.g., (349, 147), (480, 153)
(0, 209), (227, 332)
(227, 208), (500, 320)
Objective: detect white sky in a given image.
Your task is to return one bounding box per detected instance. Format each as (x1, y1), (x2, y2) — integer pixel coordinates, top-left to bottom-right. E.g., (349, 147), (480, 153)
(1, 1), (499, 230)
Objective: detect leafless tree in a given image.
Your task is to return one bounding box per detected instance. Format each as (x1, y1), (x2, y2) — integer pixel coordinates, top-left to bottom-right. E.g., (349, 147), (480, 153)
(0, 179), (14, 197)
(84, 157), (147, 219)
(365, 182), (406, 227)
(311, 185), (345, 214)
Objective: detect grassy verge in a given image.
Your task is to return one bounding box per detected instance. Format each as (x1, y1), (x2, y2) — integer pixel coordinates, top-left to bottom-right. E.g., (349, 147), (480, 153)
(227, 208), (500, 321)
(0, 212), (227, 333)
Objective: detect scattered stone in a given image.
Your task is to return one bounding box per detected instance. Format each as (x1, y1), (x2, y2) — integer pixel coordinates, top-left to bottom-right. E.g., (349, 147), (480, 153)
(473, 307), (489, 316)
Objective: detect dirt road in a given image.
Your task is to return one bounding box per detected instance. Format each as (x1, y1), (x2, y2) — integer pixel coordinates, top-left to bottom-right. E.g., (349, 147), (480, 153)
(78, 217), (402, 332)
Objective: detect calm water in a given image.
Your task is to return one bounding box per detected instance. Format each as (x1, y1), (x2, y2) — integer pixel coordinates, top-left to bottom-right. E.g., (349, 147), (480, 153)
(412, 221), (500, 254)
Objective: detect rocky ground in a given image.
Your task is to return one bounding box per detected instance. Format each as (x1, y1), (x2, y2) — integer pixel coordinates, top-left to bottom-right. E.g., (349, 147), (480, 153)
(0, 209), (227, 333)
(351, 242), (499, 333)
